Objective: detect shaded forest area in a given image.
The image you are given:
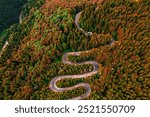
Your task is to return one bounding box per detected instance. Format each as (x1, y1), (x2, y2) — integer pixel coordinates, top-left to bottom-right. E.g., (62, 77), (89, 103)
(0, 0), (149, 100)
(0, 0), (27, 33)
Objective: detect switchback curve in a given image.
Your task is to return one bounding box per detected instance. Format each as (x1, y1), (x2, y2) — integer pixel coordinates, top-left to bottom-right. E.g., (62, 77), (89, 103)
(49, 11), (115, 100)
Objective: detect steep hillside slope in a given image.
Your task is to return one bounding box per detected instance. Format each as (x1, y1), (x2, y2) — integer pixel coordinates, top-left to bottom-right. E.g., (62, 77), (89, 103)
(0, 0), (28, 32)
(0, 0), (149, 99)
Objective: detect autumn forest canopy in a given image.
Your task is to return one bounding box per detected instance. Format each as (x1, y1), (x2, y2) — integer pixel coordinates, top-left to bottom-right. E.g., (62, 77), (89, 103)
(0, 0), (149, 99)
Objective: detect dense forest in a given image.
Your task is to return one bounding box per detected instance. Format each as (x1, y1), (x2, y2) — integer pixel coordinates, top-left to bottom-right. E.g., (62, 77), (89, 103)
(0, 0), (149, 100)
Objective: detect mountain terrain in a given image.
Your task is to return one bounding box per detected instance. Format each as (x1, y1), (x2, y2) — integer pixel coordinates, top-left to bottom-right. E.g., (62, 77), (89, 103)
(0, 0), (149, 100)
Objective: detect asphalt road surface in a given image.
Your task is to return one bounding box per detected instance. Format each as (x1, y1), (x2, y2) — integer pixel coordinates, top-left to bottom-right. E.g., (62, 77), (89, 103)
(49, 11), (115, 100)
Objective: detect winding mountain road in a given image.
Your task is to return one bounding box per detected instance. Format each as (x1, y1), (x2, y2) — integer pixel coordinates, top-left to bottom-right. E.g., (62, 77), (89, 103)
(49, 11), (115, 100)
(0, 41), (9, 58)
(19, 0), (30, 24)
